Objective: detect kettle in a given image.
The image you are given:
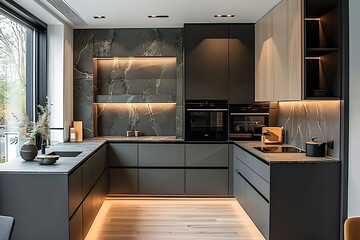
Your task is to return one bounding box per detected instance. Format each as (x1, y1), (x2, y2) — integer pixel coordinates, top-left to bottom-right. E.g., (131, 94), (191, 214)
(305, 137), (326, 157)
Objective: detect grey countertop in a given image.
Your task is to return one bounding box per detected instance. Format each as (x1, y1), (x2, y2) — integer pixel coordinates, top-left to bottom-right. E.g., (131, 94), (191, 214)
(94, 136), (184, 142)
(233, 141), (340, 164)
(0, 137), (339, 174)
(0, 136), (183, 174)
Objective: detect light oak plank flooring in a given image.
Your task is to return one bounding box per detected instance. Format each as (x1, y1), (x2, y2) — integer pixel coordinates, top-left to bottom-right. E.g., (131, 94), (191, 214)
(85, 198), (264, 240)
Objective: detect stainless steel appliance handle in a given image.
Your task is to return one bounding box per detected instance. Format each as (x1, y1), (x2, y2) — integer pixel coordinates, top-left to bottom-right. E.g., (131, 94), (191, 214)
(230, 113), (269, 116)
(186, 109), (228, 112)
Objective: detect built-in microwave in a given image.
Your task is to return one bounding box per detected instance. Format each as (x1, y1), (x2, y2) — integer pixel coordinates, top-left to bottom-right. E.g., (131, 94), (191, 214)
(229, 103), (278, 140)
(185, 100), (228, 141)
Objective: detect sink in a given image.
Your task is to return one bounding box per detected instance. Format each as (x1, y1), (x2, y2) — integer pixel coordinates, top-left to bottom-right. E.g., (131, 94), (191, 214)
(47, 151), (82, 157)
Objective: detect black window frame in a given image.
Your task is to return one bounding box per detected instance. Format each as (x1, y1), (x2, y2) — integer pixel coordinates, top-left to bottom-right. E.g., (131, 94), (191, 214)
(0, 0), (47, 122)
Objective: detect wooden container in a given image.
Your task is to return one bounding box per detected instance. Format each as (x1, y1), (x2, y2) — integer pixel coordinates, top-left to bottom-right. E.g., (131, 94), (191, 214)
(73, 121), (83, 142)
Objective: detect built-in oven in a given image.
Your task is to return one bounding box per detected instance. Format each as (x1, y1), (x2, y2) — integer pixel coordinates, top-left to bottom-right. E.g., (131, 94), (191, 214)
(185, 100), (228, 141)
(229, 103), (278, 140)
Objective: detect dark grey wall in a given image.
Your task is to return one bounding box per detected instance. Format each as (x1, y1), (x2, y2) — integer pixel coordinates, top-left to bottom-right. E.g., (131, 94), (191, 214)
(73, 28), (183, 138)
(278, 101), (341, 158)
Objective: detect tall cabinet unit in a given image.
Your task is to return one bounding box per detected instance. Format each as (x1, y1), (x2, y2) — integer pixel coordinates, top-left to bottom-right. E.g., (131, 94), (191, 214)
(185, 24), (255, 103)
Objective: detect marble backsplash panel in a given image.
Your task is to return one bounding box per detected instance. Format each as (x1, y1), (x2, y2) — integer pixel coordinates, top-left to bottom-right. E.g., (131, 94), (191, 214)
(73, 28), (183, 138)
(95, 104), (176, 136)
(95, 58), (177, 103)
(278, 101), (340, 158)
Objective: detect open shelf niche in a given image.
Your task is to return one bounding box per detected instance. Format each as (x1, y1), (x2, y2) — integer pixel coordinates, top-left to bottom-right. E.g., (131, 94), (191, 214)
(304, 0), (342, 99)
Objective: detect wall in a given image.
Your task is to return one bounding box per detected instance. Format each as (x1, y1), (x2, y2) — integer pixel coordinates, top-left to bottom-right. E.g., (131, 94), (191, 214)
(278, 101), (341, 158)
(73, 29), (183, 138)
(47, 24), (73, 143)
(348, 0), (360, 217)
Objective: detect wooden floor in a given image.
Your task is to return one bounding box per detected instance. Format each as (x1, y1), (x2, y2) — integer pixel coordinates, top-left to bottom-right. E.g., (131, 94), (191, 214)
(85, 198), (264, 240)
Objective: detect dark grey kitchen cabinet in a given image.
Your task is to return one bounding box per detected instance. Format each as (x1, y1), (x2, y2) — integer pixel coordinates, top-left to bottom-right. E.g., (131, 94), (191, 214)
(109, 168), (138, 194)
(185, 24), (229, 100)
(139, 144), (185, 167)
(82, 169), (108, 239)
(109, 143), (138, 167)
(82, 145), (107, 198)
(229, 25), (255, 104)
(69, 205), (82, 240)
(185, 24), (255, 103)
(233, 168), (246, 207)
(186, 169), (229, 195)
(233, 144), (340, 240)
(186, 144), (228, 167)
(245, 179), (270, 239)
(68, 166), (82, 217)
(139, 169), (185, 194)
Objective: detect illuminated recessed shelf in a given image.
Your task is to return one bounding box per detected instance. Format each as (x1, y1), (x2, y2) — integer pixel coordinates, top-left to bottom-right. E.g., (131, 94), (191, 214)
(306, 48), (339, 57)
(95, 95), (176, 104)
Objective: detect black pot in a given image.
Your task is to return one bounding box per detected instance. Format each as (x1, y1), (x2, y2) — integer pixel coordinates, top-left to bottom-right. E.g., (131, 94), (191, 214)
(305, 138), (326, 157)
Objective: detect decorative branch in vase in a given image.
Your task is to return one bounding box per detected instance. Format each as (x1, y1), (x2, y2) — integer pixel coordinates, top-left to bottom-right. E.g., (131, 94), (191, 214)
(20, 97), (51, 160)
(36, 97), (50, 154)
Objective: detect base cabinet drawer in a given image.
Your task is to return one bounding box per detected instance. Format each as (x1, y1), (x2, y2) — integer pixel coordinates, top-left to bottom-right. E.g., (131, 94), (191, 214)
(82, 145), (107, 198)
(139, 144), (185, 167)
(69, 205), (82, 240)
(245, 181), (270, 240)
(186, 169), (228, 195)
(139, 169), (185, 194)
(186, 144), (229, 167)
(109, 168), (139, 194)
(233, 170), (246, 207)
(69, 167), (82, 217)
(109, 143), (138, 167)
(82, 170), (108, 239)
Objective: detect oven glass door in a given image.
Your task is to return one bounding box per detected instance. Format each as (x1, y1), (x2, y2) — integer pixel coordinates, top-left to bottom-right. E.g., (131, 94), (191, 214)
(229, 114), (269, 139)
(186, 110), (227, 141)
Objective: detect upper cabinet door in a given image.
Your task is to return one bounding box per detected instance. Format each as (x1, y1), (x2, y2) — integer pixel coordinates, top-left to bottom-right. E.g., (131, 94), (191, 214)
(229, 25), (255, 104)
(185, 24), (229, 100)
(255, 0), (303, 101)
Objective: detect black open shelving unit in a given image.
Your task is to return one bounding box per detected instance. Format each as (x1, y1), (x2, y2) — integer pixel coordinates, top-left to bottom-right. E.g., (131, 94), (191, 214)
(304, 0), (342, 99)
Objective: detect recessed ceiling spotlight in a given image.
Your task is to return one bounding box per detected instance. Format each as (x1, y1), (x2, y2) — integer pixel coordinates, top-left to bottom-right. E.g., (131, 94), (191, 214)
(148, 15), (169, 18)
(214, 14), (235, 18)
(93, 15), (106, 19)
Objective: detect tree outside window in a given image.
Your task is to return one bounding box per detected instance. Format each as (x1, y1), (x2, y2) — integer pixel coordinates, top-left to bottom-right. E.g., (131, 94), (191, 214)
(0, 12), (34, 162)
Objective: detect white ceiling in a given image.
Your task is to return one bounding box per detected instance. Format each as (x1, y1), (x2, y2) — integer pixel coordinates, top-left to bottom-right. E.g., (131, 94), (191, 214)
(14, 0), (282, 28)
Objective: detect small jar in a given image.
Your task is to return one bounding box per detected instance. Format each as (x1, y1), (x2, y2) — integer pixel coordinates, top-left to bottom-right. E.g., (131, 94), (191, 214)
(134, 131), (141, 137)
(70, 128), (76, 142)
(126, 131), (133, 137)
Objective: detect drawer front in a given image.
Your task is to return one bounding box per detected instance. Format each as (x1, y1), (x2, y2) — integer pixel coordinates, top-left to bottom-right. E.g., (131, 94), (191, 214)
(245, 182), (270, 240)
(82, 145), (107, 198)
(233, 170), (246, 207)
(69, 205), (82, 240)
(109, 168), (138, 194)
(233, 154), (246, 177)
(109, 143), (138, 167)
(234, 145), (270, 182)
(68, 167), (82, 218)
(139, 169), (185, 194)
(139, 144), (185, 167)
(186, 144), (229, 167)
(186, 169), (229, 195)
(245, 165), (270, 200)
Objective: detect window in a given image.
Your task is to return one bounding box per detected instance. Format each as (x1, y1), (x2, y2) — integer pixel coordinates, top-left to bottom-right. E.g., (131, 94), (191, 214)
(0, 3), (47, 163)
